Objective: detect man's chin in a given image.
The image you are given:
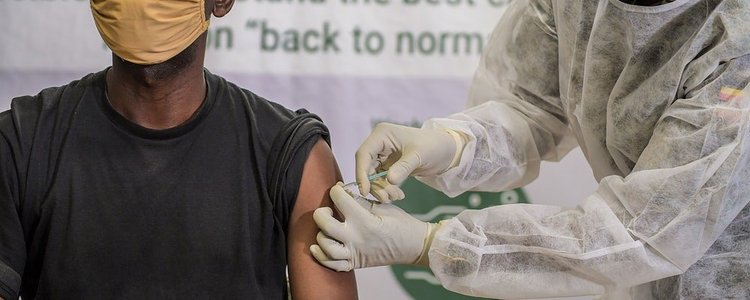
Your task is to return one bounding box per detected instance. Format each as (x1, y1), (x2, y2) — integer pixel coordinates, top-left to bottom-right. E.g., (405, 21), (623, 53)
(116, 42), (198, 85)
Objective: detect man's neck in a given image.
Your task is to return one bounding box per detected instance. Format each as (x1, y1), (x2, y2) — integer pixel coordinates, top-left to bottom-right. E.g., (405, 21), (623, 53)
(105, 53), (207, 130)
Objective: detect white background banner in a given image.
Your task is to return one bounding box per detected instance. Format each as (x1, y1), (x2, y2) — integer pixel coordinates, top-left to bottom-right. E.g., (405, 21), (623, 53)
(0, 0), (596, 299)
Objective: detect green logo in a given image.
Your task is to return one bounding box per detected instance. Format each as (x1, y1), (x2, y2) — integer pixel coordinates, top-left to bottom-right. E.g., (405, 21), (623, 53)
(390, 177), (529, 300)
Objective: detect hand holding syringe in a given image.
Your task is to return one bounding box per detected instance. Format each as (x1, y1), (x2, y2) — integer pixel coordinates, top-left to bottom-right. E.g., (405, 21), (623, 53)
(342, 171), (388, 208)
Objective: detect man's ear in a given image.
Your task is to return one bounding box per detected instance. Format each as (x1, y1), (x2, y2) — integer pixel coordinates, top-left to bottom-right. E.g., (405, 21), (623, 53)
(212, 0), (234, 18)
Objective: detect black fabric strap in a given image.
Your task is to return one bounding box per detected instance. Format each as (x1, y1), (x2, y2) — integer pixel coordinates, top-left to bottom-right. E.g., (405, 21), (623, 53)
(266, 110), (330, 237)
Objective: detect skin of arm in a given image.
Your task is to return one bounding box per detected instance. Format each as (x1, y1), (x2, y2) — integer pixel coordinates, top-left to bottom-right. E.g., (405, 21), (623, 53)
(288, 138), (358, 299)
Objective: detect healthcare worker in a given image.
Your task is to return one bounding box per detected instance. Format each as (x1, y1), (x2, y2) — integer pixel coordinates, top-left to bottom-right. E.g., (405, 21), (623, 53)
(310, 0), (750, 298)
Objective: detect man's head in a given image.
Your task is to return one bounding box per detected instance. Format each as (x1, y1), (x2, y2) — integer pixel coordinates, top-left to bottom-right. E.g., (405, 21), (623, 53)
(91, 0), (234, 83)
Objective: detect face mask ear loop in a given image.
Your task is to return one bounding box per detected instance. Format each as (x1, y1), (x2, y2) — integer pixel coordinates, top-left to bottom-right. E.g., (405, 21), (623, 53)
(202, 0), (210, 23)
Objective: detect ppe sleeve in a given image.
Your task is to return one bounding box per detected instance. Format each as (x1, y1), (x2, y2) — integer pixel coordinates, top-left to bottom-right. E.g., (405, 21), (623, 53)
(418, 0), (577, 196)
(0, 113), (25, 300)
(428, 55), (750, 298)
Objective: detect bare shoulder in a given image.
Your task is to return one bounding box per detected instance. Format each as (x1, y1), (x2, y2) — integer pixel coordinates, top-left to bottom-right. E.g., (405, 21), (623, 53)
(287, 138), (358, 300)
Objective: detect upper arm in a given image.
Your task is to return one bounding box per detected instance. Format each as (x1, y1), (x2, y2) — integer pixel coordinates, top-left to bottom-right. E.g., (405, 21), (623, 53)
(287, 138), (357, 300)
(425, 0), (574, 192)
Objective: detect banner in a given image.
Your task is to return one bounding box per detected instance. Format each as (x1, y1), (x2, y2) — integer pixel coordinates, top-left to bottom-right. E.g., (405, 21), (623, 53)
(0, 0), (597, 299)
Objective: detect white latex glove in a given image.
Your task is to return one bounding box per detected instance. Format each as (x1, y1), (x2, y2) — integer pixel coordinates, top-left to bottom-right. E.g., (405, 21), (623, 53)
(309, 183), (440, 272)
(356, 123), (467, 202)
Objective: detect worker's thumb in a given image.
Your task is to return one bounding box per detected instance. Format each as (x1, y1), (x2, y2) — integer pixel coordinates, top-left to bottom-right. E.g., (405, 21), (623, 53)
(387, 152), (420, 185)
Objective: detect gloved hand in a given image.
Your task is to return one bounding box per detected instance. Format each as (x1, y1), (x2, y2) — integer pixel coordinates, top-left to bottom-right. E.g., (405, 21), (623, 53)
(309, 183), (441, 272)
(356, 123), (467, 202)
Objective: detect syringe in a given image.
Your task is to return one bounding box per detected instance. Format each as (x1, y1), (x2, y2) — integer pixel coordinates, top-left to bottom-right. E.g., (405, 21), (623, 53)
(342, 171), (388, 190)
(342, 171), (388, 206)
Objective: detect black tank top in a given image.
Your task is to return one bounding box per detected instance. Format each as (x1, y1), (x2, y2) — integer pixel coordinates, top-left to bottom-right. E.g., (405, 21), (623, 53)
(0, 69), (329, 299)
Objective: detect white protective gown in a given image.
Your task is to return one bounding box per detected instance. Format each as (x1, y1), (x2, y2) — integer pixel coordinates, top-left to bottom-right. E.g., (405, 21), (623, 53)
(418, 0), (750, 299)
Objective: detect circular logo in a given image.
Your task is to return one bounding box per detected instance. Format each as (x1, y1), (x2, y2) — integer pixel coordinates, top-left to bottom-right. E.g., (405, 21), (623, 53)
(390, 177), (528, 299)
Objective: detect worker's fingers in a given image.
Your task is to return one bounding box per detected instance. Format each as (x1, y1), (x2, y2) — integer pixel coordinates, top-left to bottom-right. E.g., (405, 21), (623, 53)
(387, 151), (420, 185)
(369, 180), (405, 203)
(356, 129), (394, 196)
(312, 207), (348, 241)
(310, 244), (353, 272)
(384, 185), (405, 201)
(355, 148), (376, 196)
(369, 178), (389, 202)
(316, 232), (350, 260)
(330, 184), (372, 220)
(390, 185), (406, 200)
(370, 185), (391, 203)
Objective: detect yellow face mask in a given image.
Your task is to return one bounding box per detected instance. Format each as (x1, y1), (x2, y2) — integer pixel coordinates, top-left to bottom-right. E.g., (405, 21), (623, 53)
(91, 0), (210, 65)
